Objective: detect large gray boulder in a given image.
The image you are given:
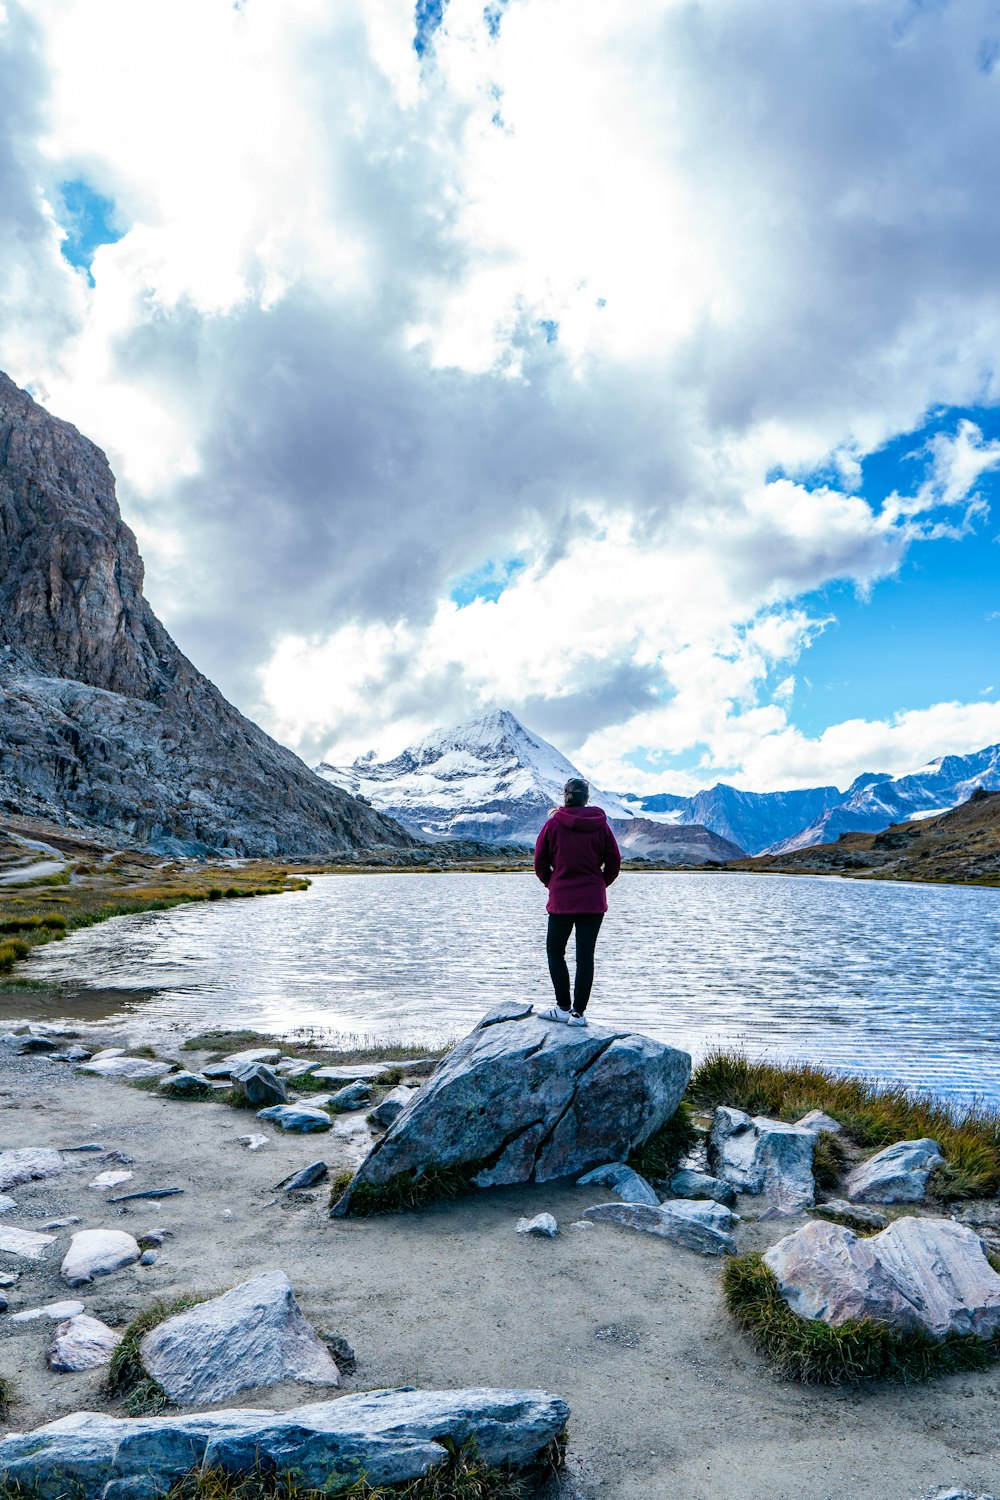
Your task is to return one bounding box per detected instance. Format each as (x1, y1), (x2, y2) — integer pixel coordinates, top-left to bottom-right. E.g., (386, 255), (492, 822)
(709, 1106), (816, 1212)
(764, 1219), (922, 1333)
(845, 1138), (945, 1204)
(49, 1314), (119, 1372)
(332, 1003), (690, 1214)
(763, 1216), (1000, 1339)
(0, 1388), (569, 1496)
(872, 1217), (1000, 1338)
(583, 1198), (737, 1255)
(140, 1271), (340, 1404)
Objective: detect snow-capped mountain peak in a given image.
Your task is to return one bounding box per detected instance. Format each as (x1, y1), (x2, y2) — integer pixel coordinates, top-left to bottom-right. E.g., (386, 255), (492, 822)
(316, 710), (632, 842)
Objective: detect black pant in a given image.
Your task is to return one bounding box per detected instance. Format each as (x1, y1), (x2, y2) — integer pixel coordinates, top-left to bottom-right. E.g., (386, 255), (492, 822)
(546, 913), (604, 1013)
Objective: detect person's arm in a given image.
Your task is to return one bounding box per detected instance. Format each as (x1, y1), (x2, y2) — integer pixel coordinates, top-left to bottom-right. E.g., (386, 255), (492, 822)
(603, 826), (622, 887)
(534, 822), (553, 886)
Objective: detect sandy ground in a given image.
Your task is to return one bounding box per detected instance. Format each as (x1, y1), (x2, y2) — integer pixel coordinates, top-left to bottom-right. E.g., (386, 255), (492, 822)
(1, 1044), (999, 1500)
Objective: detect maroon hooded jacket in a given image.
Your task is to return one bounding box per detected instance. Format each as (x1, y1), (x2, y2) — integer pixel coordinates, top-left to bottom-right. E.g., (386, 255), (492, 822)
(533, 805), (622, 915)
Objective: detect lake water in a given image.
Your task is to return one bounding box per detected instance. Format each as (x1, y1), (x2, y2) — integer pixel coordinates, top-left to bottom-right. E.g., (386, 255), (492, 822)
(18, 871), (1000, 1105)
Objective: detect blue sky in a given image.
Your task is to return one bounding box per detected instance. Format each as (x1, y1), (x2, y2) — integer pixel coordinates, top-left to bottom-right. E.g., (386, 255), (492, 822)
(4, 0), (1000, 793)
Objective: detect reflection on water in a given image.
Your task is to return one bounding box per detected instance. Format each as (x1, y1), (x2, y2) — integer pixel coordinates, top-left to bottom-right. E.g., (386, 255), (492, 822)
(20, 871), (1000, 1104)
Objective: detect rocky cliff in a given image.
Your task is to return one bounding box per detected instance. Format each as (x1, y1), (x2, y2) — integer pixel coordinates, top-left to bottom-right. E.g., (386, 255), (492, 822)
(0, 373), (412, 857)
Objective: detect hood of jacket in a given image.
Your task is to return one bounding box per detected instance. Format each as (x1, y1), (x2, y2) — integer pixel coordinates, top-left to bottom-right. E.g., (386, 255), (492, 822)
(553, 805), (608, 831)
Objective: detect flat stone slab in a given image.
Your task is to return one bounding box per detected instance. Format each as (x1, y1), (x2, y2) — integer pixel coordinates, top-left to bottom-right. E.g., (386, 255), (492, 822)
(48, 1314), (119, 1372)
(0, 1226), (57, 1261)
(78, 1057), (174, 1080)
(88, 1171), (134, 1191)
(11, 1300), (84, 1323)
(845, 1138), (944, 1204)
(764, 1215), (1000, 1338)
(141, 1271), (340, 1405)
(309, 1063), (402, 1082)
(0, 1147), (65, 1192)
(577, 1163), (659, 1206)
(0, 1387), (570, 1496)
(710, 1107), (816, 1211)
(583, 1198), (737, 1255)
(61, 1230), (141, 1287)
(256, 1105), (332, 1133)
(333, 1003), (690, 1214)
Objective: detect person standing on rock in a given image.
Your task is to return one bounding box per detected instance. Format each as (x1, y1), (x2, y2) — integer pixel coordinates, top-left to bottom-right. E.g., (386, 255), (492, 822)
(533, 777), (621, 1027)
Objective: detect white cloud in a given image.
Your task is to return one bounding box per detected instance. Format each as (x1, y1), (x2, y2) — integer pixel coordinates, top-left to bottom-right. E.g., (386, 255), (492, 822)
(2, 0), (999, 792)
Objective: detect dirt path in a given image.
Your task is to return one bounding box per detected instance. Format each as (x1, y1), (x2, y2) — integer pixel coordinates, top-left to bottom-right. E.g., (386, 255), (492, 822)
(0, 1047), (997, 1500)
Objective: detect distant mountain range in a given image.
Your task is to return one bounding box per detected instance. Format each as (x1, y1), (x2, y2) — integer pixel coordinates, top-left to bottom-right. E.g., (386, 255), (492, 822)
(317, 710), (1000, 858)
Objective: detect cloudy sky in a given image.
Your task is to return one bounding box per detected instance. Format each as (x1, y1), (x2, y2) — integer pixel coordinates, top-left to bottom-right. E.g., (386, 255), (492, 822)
(3, 0), (1000, 794)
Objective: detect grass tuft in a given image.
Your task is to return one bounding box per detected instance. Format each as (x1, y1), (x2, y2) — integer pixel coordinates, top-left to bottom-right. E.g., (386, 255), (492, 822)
(105, 1295), (206, 1413)
(722, 1252), (1000, 1384)
(811, 1131), (848, 1191)
(628, 1100), (698, 1181)
(331, 1162), (479, 1217)
(0, 939), (30, 972)
(0, 1374), (13, 1418)
(690, 1050), (1000, 1199)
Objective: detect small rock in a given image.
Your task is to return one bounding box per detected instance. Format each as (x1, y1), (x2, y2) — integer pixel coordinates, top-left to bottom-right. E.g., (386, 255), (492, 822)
(236, 1133), (269, 1151)
(845, 1138), (945, 1204)
(257, 1105), (332, 1133)
(668, 1169), (737, 1207)
(160, 1071), (212, 1098)
(0, 1271), (17, 1286)
(0, 1147), (65, 1192)
(139, 1250), (158, 1266)
(61, 1229), (142, 1287)
(137, 1231), (168, 1248)
(10, 1299), (85, 1323)
(89, 1048), (126, 1061)
(59, 1142), (103, 1152)
(100, 1150), (135, 1166)
(577, 1163), (659, 1206)
(61, 1046), (93, 1062)
(39, 1216), (82, 1230)
(88, 1170), (134, 1190)
(0, 1195), (16, 1214)
(569, 1221), (594, 1230)
(319, 1332), (357, 1374)
(368, 1085), (418, 1129)
(795, 1109), (843, 1134)
(583, 1199), (737, 1255)
(48, 1313), (119, 1372)
(0, 1226), (57, 1261)
(517, 1213), (558, 1237)
(809, 1199), (889, 1233)
(277, 1161), (328, 1192)
(327, 1081), (373, 1111)
(0, 1291), (6, 1311)
(232, 1062), (288, 1108)
(140, 1269), (340, 1404)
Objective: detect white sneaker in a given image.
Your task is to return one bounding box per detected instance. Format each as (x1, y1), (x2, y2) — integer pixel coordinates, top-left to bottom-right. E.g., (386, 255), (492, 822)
(537, 1007), (571, 1022)
(567, 1011), (588, 1027)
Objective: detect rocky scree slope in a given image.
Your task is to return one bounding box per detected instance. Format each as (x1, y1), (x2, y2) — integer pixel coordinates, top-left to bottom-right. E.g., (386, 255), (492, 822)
(0, 372), (412, 856)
